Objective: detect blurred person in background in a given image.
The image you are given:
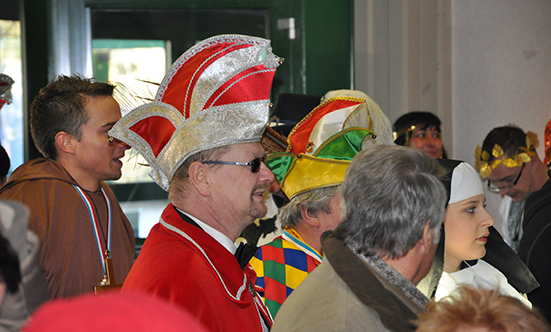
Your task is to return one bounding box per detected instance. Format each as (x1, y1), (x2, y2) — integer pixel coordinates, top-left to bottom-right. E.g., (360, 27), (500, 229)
(393, 111), (447, 159)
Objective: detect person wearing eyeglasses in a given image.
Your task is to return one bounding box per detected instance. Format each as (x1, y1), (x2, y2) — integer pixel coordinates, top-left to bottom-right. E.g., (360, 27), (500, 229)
(476, 125), (551, 323)
(110, 35), (281, 332)
(476, 125), (548, 252)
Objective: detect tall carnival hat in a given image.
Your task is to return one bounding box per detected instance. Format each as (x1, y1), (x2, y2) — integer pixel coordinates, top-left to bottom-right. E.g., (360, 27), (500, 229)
(109, 35), (282, 191)
(268, 95), (390, 200)
(323, 89), (394, 145)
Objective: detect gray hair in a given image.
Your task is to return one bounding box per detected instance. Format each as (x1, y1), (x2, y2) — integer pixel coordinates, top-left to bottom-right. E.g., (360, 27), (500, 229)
(279, 185), (340, 229)
(333, 145), (446, 259)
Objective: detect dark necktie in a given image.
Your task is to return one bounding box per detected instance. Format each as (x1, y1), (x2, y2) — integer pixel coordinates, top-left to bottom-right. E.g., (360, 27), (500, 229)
(235, 242), (258, 270)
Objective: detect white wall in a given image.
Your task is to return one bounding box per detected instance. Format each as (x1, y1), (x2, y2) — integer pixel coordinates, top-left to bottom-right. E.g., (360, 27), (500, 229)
(354, 0), (551, 230)
(451, 0), (551, 162)
(451, 0), (551, 227)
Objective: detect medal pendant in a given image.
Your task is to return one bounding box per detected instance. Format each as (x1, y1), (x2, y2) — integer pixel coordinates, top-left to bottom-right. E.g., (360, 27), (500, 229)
(93, 254), (122, 294)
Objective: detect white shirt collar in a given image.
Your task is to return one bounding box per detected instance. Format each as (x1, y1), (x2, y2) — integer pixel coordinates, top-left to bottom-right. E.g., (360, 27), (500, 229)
(176, 208), (237, 255)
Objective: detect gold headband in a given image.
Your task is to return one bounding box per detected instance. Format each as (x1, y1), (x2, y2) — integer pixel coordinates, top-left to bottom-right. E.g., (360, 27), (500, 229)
(392, 123), (442, 145)
(392, 125), (417, 142)
(475, 131), (539, 179)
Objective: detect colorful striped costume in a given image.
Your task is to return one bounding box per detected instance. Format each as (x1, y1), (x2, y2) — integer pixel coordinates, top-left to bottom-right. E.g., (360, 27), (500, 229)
(250, 228), (322, 317)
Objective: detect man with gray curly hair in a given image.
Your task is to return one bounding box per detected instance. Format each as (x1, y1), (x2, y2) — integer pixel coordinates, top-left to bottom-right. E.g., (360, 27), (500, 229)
(272, 145), (447, 332)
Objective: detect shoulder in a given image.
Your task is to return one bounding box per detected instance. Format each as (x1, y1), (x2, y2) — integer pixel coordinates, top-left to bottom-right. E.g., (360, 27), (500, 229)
(8, 158), (71, 181)
(519, 201), (551, 263)
(274, 261), (343, 315)
(523, 205), (551, 235)
(519, 217), (551, 265)
(523, 177), (551, 227)
(0, 173), (79, 206)
(475, 259), (507, 277)
(130, 224), (211, 283)
(273, 261), (390, 332)
(1, 159), (76, 195)
(260, 235), (285, 248)
(251, 236), (312, 269)
(253, 236), (284, 256)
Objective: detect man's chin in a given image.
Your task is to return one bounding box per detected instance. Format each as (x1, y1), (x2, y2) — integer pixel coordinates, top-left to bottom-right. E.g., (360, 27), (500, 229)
(251, 203), (268, 220)
(508, 192), (526, 202)
(105, 171), (123, 182)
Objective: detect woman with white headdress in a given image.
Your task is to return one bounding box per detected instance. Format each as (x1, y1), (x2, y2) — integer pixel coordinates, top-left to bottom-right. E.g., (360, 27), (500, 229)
(424, 159), (532, 307)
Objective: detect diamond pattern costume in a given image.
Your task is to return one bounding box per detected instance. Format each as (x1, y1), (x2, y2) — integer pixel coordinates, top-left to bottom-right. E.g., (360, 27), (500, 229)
(250, 229), (321, 316)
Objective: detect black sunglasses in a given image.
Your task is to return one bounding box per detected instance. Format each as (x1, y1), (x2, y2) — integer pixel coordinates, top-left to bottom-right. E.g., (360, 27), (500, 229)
(202, 156), (266, 173)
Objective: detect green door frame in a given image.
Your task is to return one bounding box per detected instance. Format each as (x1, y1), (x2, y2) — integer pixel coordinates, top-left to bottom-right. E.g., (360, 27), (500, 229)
(21, 0), (352, 199)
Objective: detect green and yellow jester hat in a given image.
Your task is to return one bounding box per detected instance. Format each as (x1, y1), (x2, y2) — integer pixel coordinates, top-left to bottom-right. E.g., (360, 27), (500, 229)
(267, 96), (379, 199)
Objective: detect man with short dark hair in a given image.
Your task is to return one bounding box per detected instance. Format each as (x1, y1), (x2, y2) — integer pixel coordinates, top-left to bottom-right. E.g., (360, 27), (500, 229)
(476, 124), (551, 322)
(476, 125), (548, 251)
(272, 145), (447, 332)
(0, 74), (134, 298)
(112, 35), (281, 332)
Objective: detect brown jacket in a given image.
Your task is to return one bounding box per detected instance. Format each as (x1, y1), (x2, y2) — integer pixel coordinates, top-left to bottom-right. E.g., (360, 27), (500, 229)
(272, 232), (427, 332)
(0, 158), (134, 298)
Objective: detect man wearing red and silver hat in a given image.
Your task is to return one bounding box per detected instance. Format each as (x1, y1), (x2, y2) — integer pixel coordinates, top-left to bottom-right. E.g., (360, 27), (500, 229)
(110, 35), (281, 332)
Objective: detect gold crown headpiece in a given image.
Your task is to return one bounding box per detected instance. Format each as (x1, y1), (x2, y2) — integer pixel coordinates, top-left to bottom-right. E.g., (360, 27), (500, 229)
(475, 131), (539, 179)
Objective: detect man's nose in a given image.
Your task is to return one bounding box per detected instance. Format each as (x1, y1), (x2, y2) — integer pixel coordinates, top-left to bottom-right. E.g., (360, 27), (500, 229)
(110, 137), (131, 150)
(259, 161), (276, 184)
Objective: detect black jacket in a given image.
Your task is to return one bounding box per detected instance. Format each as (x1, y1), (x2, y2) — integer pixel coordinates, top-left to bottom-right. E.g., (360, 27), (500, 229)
(518, 170), (551, 323)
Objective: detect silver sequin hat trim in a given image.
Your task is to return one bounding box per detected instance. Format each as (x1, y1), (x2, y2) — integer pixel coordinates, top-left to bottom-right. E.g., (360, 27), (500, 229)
(109, 34), (281, 191)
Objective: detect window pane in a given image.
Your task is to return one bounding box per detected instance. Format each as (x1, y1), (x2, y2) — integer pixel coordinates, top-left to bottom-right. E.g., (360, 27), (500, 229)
(0, 20), (23, 175)
(93, 39), (167, 184)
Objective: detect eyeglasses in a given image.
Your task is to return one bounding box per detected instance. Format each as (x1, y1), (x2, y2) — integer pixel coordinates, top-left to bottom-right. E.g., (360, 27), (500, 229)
(487, 163), (525, 193)
(202, 156), (266, 173)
